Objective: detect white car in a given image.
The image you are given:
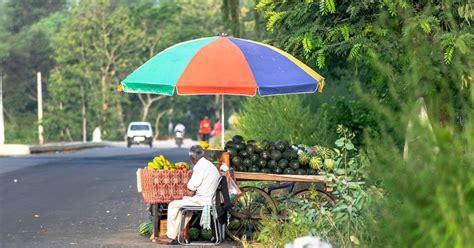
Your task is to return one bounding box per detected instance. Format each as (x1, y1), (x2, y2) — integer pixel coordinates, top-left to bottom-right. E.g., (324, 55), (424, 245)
(127, 122), (153, 148)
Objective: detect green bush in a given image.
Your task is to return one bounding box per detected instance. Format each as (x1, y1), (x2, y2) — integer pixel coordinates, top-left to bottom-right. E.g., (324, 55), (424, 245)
(237, 95), (319, 145)
(365, 108), (474, 247)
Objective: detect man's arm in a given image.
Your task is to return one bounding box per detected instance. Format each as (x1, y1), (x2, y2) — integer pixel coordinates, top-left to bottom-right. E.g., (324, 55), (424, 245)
(186, 189), (195, 196)
(186, 164), (203, 196)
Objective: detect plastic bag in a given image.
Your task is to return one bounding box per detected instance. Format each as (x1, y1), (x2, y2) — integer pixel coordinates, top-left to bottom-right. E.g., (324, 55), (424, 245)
(221, 170), (242, 202)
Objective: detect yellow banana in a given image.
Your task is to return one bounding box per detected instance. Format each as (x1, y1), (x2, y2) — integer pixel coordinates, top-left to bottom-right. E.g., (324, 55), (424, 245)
(147, 161), (158, 170)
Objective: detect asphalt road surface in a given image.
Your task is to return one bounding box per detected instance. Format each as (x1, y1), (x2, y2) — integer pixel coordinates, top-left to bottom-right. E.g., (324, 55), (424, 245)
(0, 143), (239, 248)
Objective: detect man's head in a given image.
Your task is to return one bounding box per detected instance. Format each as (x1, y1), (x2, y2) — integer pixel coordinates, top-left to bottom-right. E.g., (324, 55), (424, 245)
(204, 116), (209, 120)
(189, 145), (205, 164)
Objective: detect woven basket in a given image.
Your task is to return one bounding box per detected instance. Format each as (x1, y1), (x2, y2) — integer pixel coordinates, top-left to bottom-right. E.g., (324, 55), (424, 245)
(139, 169), (192, 204)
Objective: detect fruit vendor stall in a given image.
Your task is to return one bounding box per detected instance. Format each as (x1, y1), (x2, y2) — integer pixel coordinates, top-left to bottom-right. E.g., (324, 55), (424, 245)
(119, 34), (327, 243)
(137, 142), (335, 242)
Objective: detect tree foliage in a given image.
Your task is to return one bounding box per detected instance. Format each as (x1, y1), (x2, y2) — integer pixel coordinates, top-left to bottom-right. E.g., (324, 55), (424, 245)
(251, 0), (473, 246)
(0, 0), (67, 143)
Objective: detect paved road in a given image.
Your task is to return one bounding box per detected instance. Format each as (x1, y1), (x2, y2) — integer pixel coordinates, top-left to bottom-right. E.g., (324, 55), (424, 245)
(0, 143), (239, 248)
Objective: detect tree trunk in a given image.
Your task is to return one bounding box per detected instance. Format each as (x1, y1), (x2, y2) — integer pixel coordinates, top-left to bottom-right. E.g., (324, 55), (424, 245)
(65, 128), (74, 142)
(81, 85), (87, 142)
(139, 94), (165, 122)
(100, 74), (108, 126)
(153, 110), (169, 140)
(59, 101), (64, 140)
(142, 101), (151, 121)
(115, 99), (126, 140)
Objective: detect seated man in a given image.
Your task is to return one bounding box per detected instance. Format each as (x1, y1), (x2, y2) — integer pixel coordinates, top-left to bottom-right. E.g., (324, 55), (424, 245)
(158, 145), (220, 244)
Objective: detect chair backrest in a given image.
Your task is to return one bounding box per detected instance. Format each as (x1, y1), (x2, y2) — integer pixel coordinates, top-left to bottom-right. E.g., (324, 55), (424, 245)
(213, 176), (232, 222)
(211, 176), (225, 205)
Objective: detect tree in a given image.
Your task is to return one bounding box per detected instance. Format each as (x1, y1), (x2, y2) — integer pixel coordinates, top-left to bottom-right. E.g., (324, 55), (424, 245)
(0, 0), (66, 143)
(48, 0), (145, 140)
(3, 0), (66, 33)
(255, 0), (473, 143)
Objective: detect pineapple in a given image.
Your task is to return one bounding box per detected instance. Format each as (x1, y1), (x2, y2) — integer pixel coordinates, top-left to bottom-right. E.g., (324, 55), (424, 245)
(309, 156), (323, 170)
(298, 153), (311, 166)
(324, 159), (335, 171)
(316, 146), (335, 160)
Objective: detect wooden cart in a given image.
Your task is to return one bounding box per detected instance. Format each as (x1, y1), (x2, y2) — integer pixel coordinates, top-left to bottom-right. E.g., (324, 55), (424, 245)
(225, 171), (335, 242)
(139, 165), (335, 242)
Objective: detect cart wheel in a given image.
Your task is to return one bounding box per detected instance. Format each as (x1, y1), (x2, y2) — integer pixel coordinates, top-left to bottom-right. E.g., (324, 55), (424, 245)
(291, 189), (336, 209)
(226, 186), (277, 242)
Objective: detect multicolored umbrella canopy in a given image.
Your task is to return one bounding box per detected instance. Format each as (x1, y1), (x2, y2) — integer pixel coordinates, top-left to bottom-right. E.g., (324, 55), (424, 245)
(120, 35), (324, 96)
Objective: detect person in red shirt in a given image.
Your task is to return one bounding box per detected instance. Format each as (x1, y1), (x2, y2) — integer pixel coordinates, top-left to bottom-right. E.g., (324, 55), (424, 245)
(211, 118), (222, 144)
(199, 116), (212, 142)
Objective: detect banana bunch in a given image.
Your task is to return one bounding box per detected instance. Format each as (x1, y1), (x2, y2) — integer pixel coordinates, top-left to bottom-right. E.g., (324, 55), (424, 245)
(199, 141), (210, 149)
(147, 155), (175, 170)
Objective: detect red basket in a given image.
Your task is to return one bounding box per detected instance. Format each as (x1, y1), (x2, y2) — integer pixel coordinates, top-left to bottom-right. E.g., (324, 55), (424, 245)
(139, 169), (192, 204)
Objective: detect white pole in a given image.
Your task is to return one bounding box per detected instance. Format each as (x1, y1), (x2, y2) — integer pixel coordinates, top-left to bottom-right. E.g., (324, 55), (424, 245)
(37, 72), (44, 145)
(0, 72), (4, 144)
(81, 85), (87, 142)
(221, 94), (225, 148)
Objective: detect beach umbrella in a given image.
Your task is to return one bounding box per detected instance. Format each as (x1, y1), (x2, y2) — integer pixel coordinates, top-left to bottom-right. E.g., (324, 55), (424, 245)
(119, 34), (325, 147)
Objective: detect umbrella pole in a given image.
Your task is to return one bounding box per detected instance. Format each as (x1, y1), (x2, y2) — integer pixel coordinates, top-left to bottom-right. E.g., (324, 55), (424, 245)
(221, 94), (225, 148)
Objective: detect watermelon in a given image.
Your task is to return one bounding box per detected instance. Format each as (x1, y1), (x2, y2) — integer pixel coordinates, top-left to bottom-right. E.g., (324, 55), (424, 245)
(289, 160), (300, 170)
(270, 150), (282, 161)
(254, 143), (264, 153)
(249, 165), (260, 172)
(268, 142), (276, 151)
(243, 158), (252, 167)
(267, 160), (277, 169)
(296, 169), (306, 175)
(275, 140), (288, 152)
(250, 153), (260, 163)
(273, 167), (283, 174)
(282, 150), (293, 160)
(232, 135), (244, 143)
(283, 168), (295, 175)
(232, 157), (242, 167)
(190, 227), (200, 240)
(290, 150), (298, 159)
(234, 142), (246, 151)
(278, 159), (289, 169)
(227, 148), (238, 158)
(225, 141), (236, 149)
(260, 151), (270, 160)
(239, 150), (249, 158)
(246, 145), (255, 155)
(258, 158), (267, 168)
(201, 228), (213, 240)
(138, 220), (153, 236)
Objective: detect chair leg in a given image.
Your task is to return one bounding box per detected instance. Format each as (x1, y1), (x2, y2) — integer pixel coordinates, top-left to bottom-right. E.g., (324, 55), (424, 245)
(213, 217), (220, 244)
(177, 209), (186, 244)
(220, 223), (226, 242)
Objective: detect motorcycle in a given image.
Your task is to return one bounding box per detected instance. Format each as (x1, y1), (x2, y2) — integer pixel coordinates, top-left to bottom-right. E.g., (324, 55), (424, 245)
(175, 131), (184, 148)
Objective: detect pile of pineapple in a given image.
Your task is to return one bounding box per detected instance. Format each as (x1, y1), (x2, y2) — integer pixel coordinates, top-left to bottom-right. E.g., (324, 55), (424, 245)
(297, 145), (338, 172)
